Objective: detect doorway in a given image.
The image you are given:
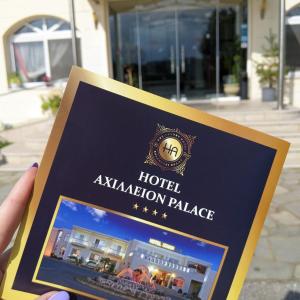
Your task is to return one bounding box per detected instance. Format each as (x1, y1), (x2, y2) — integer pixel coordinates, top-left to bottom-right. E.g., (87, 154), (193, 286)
(109, 0), (247, 101)
(188, 280), (202, 299)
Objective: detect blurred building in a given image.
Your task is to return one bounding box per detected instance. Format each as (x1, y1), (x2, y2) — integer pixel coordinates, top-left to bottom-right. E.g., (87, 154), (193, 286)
(49, 226), (216, 299)
(0, 0), (300, 106)
(44, 228), (71, 257)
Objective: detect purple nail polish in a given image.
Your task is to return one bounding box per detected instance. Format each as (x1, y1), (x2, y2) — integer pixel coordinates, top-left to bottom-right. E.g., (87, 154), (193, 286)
(48, 291), (70, 300)
(31, 162), (39, 168)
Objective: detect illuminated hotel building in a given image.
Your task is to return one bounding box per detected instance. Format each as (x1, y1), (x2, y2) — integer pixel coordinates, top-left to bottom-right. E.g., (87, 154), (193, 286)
(119, 239), (216, 299)
(48, 226), (216, 299)
(59, 226), (128, 271)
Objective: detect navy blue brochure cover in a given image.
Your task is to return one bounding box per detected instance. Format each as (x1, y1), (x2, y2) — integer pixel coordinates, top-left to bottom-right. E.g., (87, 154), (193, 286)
(0, 67), (289, 300)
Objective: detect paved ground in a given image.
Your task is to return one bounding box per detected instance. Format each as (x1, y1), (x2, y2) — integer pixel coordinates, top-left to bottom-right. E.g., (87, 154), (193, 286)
(37, 257), (125, 300)
(0, 169), (300, 299)
(37, 257), (183, 300)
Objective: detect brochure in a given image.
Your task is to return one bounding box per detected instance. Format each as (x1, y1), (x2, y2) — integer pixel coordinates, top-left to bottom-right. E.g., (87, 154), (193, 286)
(0, 66), (289, 300)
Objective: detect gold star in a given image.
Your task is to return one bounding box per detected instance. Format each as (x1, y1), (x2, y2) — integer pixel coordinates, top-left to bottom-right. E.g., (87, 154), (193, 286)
(143, 206), (149, 213)
(133, 203), (139, 210)
(152, 209), (158, 216)
(162, 212), (168, 219)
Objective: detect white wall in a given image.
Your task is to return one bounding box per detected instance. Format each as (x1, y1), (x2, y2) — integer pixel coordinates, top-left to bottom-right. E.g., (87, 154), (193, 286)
(1, 0), (300, 107)
(248, 0), (280, 101)
(0, 0), (110, 93)
(249, 0), (300, 106)
(199, 269), (216, 300)
(0, 88), (50, 127)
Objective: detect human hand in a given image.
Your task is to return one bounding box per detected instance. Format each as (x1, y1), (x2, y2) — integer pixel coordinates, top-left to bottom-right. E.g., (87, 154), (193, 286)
(0, 163), (69, 300)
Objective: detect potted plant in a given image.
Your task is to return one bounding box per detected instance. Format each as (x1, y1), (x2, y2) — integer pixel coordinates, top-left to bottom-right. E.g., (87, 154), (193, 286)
(41, 90), (62, 116)
(255, 30), (279, 101)
(223, 54), (241, 96)
(8, 73), (22, 89)
(223, 38), (242, 96)
(224, 75), (239, 96)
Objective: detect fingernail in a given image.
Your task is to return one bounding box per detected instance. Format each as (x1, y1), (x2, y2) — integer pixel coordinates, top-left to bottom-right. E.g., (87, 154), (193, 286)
(31, 162), (39, 168)
(49, 291), (70, 300)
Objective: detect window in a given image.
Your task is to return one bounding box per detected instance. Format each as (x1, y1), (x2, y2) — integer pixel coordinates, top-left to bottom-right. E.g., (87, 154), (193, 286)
(10, 17), (81, 84)
(70, 248), (80, 257)
(188, 262), (207, 274)
(89, 253), (100, 261)
(65, 234), (70, 242)
(56, 230), (63, 242)
(168, 258), (179, 264)
(74, 232), (86, 241)
(111, 244), (122, 254)
(59, 247), (65, 256)
(286, 6), (300, 69)
(94, 239), (106, 249)
(137, 247), (148, 254)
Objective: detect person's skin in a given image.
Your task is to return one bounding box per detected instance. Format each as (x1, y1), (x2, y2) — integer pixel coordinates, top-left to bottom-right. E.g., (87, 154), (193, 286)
(0, 163), (69, 300)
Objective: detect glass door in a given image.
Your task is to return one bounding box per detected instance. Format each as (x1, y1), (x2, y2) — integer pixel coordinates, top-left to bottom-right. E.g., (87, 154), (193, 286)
(177, 6), (216, 100)
(109, 0), (247, 101)
(109, 12), (140, 88)
(219, 1), (247, 99)
(139, 10), (177, 99)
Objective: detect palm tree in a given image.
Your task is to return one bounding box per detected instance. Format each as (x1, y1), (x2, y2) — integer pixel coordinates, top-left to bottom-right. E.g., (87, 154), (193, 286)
(100, 257), (111, 272)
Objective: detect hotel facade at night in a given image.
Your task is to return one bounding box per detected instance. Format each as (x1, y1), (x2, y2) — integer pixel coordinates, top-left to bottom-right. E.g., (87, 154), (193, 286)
(47, 226), (217, 299)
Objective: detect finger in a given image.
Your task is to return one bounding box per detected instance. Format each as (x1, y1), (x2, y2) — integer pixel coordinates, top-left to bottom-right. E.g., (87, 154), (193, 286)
(0, 248), (11, 272)
(36, 291), (58, 300)
(0, 249), (11, 285)
(0, 164), (38, 254)
(36, 291), (70, 300)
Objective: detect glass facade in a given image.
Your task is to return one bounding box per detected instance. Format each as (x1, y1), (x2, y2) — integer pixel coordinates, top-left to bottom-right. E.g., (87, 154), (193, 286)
(286, 5), (300, 69)
(109, 0), (248, 101)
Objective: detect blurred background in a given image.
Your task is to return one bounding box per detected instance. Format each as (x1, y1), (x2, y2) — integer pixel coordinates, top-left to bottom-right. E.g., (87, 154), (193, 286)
(0, 0), (300, 299)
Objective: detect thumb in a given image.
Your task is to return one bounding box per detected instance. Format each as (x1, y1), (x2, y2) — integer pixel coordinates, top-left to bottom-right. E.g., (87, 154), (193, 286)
(36, 291), (70, 300)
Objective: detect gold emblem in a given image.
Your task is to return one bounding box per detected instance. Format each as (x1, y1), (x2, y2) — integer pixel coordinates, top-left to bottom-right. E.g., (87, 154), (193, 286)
(145, 124), (196, 175)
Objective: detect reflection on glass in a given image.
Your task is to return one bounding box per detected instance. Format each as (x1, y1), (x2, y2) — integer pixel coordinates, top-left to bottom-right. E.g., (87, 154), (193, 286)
(110, 13), (139, 87)
(49, 39), (77, 80)
(219, 5), (241, 97)
(139, 11), (177, 98)
(13, 42), (46, 82)
(178, 8), (216, 100)
(109, 0), (247, 101)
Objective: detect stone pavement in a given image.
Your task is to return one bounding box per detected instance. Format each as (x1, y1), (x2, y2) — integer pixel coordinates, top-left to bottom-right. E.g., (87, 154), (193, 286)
(0, 169), (299, 299)
(240, 168), (300, 299)
(2, 102), (300, 170)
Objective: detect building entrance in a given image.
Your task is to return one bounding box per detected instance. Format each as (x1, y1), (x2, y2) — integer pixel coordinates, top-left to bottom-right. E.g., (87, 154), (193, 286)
(109, 0), (247, 101)
(188, 280), (202, 299)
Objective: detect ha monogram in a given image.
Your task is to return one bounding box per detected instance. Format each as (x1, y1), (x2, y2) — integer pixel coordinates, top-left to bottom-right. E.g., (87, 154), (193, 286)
(145, 124), (196, 175)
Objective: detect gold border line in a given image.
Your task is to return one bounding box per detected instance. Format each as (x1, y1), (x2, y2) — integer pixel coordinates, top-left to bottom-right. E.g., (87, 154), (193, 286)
(226, 144), (288, 299)
(32, 195), (228, 300)
(73, 66), (288, 150)
(0, 66), (290, 300)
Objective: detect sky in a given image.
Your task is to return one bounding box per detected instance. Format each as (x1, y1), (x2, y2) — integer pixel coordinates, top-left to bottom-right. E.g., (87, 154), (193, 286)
(54, 199), (225, 271)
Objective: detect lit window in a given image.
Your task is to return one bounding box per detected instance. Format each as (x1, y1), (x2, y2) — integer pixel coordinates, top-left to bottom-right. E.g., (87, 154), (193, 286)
(71, 248), (80, 256)
(10, 17), (81, 84)
(94, 239), (106, 248)
(111, 244), (122, 254)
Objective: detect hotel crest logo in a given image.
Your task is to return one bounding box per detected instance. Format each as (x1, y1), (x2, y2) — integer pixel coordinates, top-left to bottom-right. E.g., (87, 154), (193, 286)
(145, 124), (196, 175)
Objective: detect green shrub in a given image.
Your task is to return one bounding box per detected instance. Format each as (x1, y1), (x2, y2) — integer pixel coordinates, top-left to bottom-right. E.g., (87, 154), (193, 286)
(0, 139), (11, 149)
(255, 30), (279, 88)
(8, 73), (22, 85)
(41, 92), (62, 115)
